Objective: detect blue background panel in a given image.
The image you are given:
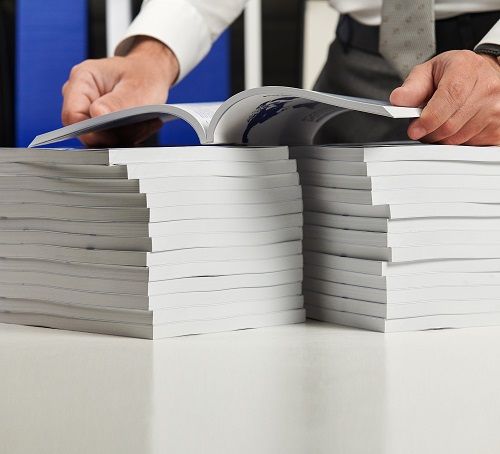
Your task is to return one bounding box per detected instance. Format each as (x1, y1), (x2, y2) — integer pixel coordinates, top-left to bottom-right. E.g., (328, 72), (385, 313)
(158, 31), (231, 146)
(15, 2), (230, 148)
(16, 0), (87, 147)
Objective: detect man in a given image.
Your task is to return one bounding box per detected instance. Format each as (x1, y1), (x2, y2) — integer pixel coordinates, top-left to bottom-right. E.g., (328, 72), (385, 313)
(61, 0), (500, 146)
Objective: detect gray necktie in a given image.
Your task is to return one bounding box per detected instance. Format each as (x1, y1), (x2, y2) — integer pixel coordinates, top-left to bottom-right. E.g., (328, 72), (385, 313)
(379, 0), (436, 79)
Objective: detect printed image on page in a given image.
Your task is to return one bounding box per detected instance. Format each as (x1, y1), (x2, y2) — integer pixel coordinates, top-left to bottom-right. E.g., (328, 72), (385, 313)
(209, 95), (346, 145)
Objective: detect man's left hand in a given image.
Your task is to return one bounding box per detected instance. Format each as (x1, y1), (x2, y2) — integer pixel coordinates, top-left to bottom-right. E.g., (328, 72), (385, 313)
(390, 50), (500, 146)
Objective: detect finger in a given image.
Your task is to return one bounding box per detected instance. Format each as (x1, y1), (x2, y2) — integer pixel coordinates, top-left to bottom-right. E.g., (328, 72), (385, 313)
(79, 131), (120, 148)
(463, 124), (500, 146)
(425, 113), (487, 145)
(80, 119), (163, 148)
(420, 102), (482, 143)
(61, 67), (101, 126)
(89, 79), (149, 117)
(131, 119), (164, 145)
(408, 70), (478, 140)
(390, 61), (434, 107)
(82, 119), (163, 147)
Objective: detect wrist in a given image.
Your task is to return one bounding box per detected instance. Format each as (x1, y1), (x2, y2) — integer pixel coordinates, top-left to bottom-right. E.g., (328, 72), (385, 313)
(478, 53), (500, 71)
(126, 36), (180, 86)
(475, 44), (500, 68)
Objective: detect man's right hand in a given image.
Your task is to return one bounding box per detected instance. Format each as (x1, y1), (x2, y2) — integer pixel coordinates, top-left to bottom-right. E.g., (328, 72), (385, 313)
(61, 37), (179, 147)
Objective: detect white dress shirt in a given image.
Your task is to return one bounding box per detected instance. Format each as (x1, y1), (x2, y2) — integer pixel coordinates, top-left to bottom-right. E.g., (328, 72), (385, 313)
(116, 0), (500, 81)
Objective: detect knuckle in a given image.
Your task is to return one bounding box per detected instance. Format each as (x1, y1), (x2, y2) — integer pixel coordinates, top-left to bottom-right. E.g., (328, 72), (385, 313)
(452, 50), (475, 67)
(90, 100), (111, 116)
(445, 80), (466, 102)
(421, 109), (442, 129)
(409, 62), (425, 75)
(440, 120), (459, 136)
(441, 135), (464, 146)
(69, 60), (96, 79)
(69, 63), (84, 77)
(61, 110), (74, 126)
(92, 99), (106, 111)
(460, 49), (475, 61)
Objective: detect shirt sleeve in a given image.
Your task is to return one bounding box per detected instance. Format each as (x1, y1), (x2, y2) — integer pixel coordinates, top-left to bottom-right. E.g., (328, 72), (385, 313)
(115, 0), (249, 81)
(476, 19), (500, 48)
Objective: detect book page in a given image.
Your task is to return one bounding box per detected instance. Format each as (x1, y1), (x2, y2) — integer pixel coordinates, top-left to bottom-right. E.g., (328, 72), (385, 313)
(29, 103), (223, 147)
(169, 102), (221, 131)
(210, 94), (345, 145)
(208, 87), (420, 146)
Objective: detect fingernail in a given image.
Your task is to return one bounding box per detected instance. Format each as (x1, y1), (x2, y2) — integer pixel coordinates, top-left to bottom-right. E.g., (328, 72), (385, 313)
(409, 126), (426, 140)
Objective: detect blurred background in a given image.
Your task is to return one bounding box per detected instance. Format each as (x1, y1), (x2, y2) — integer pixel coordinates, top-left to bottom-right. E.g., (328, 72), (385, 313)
(0, 0), (338, 147)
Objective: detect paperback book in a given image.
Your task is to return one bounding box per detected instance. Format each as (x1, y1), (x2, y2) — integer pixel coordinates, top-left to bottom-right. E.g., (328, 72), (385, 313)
(291, 143), (500, 332)
(0, 146), (305, 338)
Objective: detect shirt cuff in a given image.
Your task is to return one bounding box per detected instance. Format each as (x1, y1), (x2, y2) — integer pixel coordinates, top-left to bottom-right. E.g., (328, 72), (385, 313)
(476, 20), (500, 48)
(115, 0), (212, 82)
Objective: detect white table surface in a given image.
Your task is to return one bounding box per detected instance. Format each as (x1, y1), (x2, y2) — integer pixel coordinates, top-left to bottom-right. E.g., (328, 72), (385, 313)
(1, 320), (499, 454)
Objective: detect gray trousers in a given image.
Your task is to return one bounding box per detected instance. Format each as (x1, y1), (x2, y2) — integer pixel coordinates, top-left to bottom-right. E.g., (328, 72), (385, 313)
(312, 40), (411, 144)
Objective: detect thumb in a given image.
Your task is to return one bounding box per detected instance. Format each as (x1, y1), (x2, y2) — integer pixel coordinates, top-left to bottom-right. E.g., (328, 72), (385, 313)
(389, 60), (435, 107)
(89, 80), (140, 118)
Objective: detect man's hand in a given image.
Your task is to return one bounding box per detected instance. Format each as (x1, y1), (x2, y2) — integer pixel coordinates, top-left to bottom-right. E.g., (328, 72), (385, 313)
(61, 37), (179, 147)
(390, 50), (500, 146)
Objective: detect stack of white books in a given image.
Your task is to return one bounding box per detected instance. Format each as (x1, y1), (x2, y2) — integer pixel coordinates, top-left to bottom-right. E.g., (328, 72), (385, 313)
(0, 146), (305, 338)
(291, 143), (500, 332)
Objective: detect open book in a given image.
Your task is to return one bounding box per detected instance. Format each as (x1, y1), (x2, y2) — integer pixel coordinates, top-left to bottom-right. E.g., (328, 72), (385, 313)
(30, 86), (421, 147)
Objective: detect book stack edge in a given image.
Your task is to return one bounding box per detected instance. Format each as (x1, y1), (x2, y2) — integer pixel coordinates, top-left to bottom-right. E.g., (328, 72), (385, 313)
(0, 146), (305, 338)
(291, 143), (500, 332)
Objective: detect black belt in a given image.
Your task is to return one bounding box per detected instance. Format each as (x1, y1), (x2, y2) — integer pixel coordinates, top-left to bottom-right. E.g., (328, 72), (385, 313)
(336, 11), (500, 56)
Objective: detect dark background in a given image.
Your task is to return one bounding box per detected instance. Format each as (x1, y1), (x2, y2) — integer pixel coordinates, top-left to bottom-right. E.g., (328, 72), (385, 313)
(0, 0), (15, 146)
